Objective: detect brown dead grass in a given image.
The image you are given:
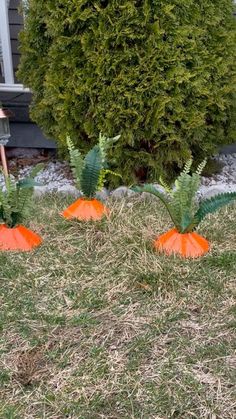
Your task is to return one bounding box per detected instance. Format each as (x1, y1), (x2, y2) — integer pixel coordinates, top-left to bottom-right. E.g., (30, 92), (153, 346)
(0, 195), (235, 418)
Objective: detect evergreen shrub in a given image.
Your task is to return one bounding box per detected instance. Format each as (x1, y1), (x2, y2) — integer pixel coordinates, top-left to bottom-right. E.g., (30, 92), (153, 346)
(18, 0), (236, 183)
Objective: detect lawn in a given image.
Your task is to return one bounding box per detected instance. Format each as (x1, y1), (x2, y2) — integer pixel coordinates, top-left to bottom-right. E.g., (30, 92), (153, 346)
(0, 194), (235, 419)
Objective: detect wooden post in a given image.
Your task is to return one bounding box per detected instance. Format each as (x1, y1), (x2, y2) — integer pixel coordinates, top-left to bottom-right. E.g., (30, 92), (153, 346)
(0, 145), (8, 177)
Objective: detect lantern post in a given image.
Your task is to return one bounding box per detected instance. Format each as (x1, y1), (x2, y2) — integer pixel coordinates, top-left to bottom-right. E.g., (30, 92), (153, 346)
(0, 108), (13, 177)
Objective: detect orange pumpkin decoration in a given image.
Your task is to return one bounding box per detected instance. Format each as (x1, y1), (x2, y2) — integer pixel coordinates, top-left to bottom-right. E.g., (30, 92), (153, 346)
(154, 228), (210, 259)
(62, 198), (109, 221)
(0, 224), (42, 251)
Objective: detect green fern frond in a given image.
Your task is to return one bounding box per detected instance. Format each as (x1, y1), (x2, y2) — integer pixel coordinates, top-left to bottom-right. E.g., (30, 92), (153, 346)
(0, 165), (43, 227)
(80, 145), (103, 197)
(133, 184), (168, 204)
(67, 135), (84, 188)
(195, 158), (207, 175)
(16, 164), (43, 223)
(193, 192), (236, 226)
(0, 177), (17, 227)
(0, 184), (12, 226)
(16, 189), (30, 220)
(171, 170), (201, 232)
(28, 163), (44, 179)
(182, 158), (193, 175)
(97, 169), (122, 191)
(67, 133), (120, 196)
(159, 176), (172, 194)
(16, 164), (43, 190)
(99, 132), (121, 164)
(133, 184), (180, 229)
(99, 133), (108, 164)
(5, 177), (18, 223)
(17, 178), (41, 189)
(133, 159), (214, 233)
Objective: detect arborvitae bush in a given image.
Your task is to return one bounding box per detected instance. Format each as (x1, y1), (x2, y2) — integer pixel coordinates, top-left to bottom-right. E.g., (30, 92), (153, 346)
(18, 0), (236, 183)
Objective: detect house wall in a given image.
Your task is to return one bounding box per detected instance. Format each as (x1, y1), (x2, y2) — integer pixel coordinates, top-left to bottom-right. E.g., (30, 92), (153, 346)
(0, 0), (31, 123)
(0, 2), (56, 149)
(8, 0), (23, 83)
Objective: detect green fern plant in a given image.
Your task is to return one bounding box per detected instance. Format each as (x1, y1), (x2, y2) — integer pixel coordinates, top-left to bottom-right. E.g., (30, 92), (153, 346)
(134, 159), (236, 233)
(0, 164), (43, 228)
(67, 133), (121, 198)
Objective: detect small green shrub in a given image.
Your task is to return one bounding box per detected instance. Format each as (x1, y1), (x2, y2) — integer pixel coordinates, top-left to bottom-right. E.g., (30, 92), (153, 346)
(18, 0), (236, 183)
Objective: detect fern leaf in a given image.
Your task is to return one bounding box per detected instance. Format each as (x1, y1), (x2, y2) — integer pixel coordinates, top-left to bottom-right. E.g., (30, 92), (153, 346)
(80, 145), (103, 197)
(194, 192), (236, 225)
(159, 176), (172, 194)
(171, 171), (201, 232)
(182, 158), (193, 175)
(97, 169), (122, 191)
(133, 184), (180, 229)
(17, 179), (41, 189)
(99, 133), (108, 164)
(0, 186), (10, 225)
(99, 132), (121, 164)
(16, 165), (43, 222)
(0, 176), (17, 227)
(28, 163), (44, 179)
(195, 158), (207, 175)
(17, 187), (33, 221)
(67, 136), (84, 188)
(0, 164), (42, 227)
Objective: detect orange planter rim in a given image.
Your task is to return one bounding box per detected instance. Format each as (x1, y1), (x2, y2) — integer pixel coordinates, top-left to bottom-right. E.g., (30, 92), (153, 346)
(0, 224), (42, 251)
(154, 228), (210, 259)
(62, 197), (109, 221)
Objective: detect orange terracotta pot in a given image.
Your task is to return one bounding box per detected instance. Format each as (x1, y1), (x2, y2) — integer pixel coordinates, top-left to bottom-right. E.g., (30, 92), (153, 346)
(0, 224), (42, 252)
(62, 198), (109, 221)
(154, 228), (210, 259)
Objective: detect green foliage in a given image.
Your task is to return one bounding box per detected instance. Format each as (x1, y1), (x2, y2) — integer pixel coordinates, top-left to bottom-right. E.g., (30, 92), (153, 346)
(18, 0), (236, 183)
(80, 145), (103, 198)
(67, 134), (120, 198)
(134, 183), (179, 228)
(67, 135), (84, 189)
(170, 159), (206, 231)
(0, 164), (43, 228)
(97, 169), (122, 192)
(135, 159), (236, 233)
(201, 158), (224, 177)
(98, 133), (121, 165)
(194, 192), (236, 225)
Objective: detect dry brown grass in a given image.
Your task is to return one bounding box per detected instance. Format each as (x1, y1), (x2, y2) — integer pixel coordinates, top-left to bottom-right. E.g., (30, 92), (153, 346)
(0, 194), (235, 418)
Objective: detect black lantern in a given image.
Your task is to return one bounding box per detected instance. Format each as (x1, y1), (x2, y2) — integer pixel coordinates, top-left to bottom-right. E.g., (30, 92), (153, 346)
(0, 108), (13, 177)
(0, 109), (11, 145)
